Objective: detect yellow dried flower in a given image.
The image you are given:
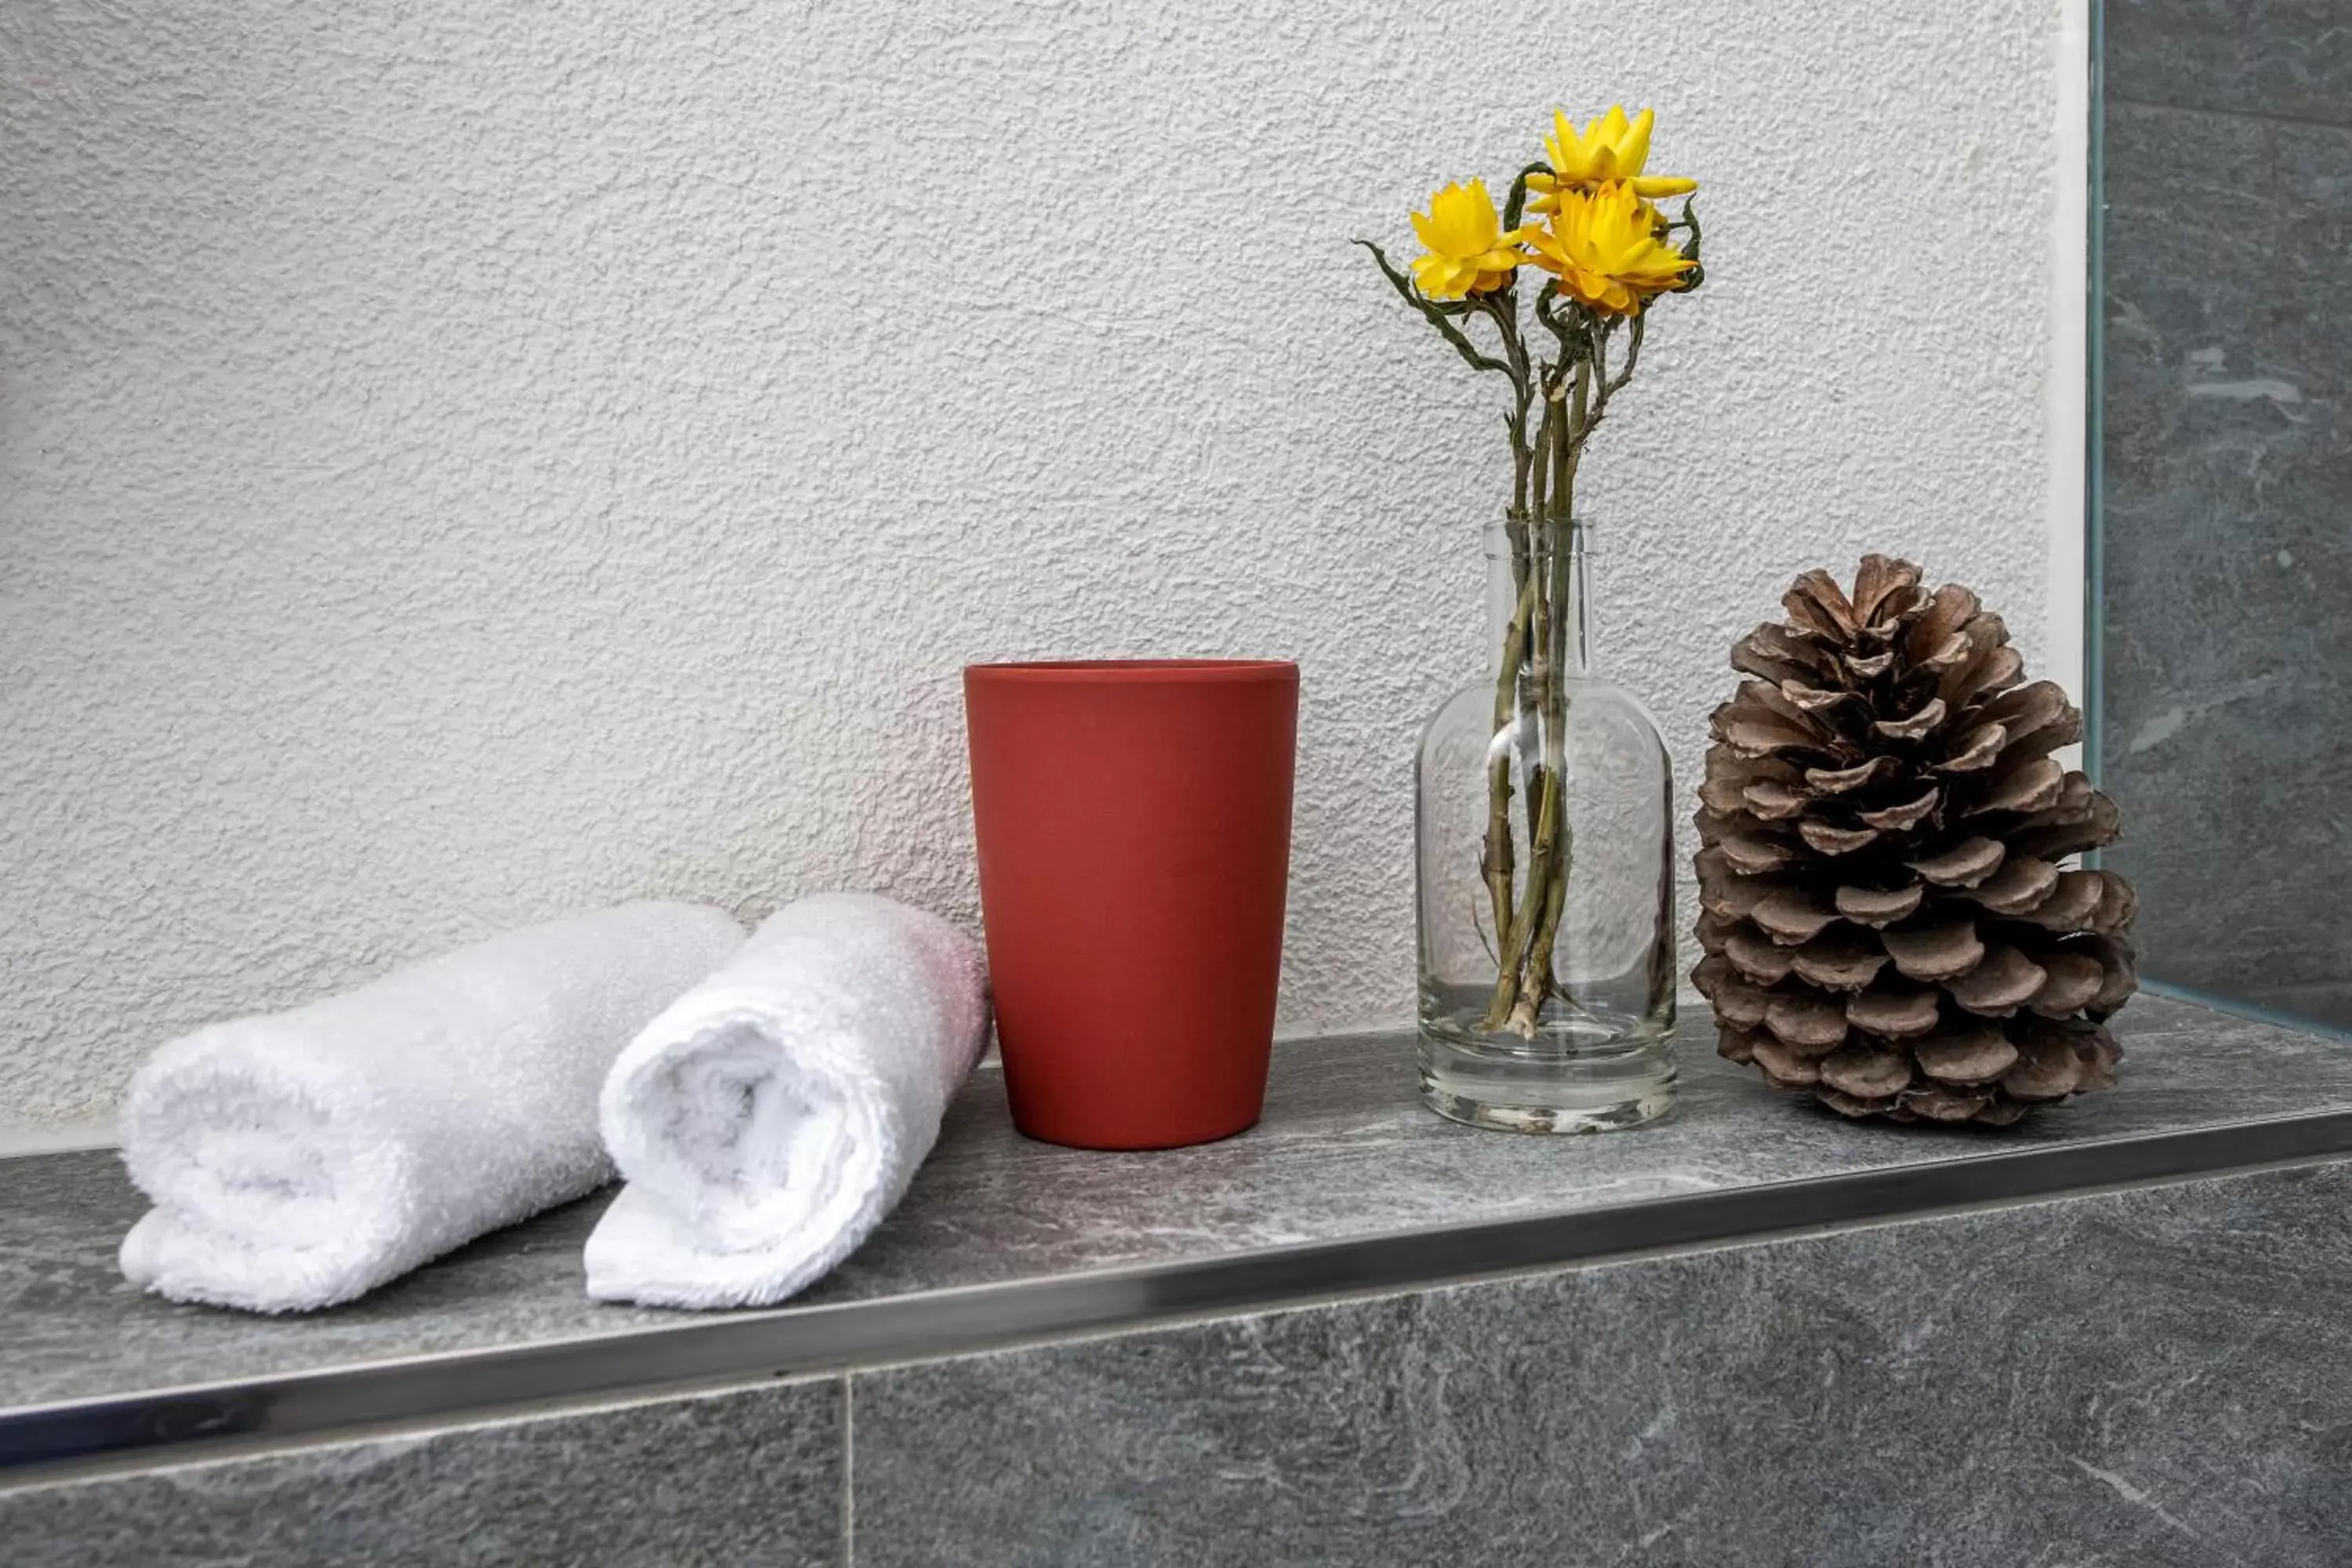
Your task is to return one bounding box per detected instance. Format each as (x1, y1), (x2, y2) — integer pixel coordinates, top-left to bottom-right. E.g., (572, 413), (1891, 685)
(1408, 179), (1526, 300)
(1525, 105), (1697, 216)
(1515, 181), (1695, 317)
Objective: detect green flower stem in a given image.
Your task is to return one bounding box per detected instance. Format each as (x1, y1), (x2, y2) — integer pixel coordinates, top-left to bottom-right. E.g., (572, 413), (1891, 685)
(1480, 572), (1536, 959)
(1470, 291), (1538, 608)
(1481, 363), (1562, 1032)
(1508, 355), (1592, 1036)
(1461, 289), (1541, 1000)
(1486, 343), (1602, 1037)
(1491, 765), (1563, 1032)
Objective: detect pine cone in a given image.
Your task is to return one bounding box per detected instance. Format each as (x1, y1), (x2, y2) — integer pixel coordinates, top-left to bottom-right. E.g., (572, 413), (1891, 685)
(1692, 557), (2136, 1126)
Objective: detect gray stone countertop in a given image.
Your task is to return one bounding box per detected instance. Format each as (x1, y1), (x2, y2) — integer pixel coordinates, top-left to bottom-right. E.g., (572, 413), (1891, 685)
(3, 993), (2344, 1413)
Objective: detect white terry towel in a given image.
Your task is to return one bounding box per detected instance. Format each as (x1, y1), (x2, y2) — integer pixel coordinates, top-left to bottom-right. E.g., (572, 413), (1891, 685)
(119, 902), (746, 1313)
(584, 893), (989, 1309)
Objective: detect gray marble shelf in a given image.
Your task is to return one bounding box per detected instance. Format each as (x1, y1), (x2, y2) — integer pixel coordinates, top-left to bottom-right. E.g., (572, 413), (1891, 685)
(4, 994), (2349, 1467)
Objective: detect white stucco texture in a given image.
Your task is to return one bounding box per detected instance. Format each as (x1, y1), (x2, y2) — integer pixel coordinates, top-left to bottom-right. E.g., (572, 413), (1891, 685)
(1, 2), (2061, 1125)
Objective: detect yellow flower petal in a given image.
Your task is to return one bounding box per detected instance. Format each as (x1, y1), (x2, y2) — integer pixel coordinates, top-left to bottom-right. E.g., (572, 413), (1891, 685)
(1407, 179), (1519, 297)
(1617, 107), (1654, 172)
(1431, 178), (1500, 250)
(1543, 110), (1578, 176)
(1515, 180), (1693, 317)
(1538, 106), (1694, 202)
(1629, 174), (1698, 198)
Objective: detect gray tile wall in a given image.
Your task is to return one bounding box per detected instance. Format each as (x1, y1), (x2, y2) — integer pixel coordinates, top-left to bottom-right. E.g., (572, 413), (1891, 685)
(852, 1161), (2352, 1567)
(0, 1377), (845, 1568)
(13, 1163), (2352, 1565)
(2100, 1), (2352, 1027)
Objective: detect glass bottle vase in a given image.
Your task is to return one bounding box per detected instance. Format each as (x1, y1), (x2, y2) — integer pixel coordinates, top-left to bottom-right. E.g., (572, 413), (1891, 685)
(1416, 517), (1677, 1131)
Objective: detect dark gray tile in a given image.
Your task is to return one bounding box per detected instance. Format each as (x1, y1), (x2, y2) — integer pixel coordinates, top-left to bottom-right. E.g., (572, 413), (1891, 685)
(852, 1162), (2352, 1567)
(2099, 100), (2352, 1027)
(9, 995), (2350, 1410)
(0, 1375), (843, 1567)
(2107, 0), (2352, 128)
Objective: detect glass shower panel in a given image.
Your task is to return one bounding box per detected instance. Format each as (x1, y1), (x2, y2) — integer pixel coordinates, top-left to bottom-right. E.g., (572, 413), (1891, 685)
(2093, 1), (2352, 1032)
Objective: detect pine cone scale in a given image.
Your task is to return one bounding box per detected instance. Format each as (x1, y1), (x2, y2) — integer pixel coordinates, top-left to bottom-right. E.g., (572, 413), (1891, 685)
(1907, 837), (2003, 887)
(1858, 787), (1940, 831)
(1835, 883), (1925, 925)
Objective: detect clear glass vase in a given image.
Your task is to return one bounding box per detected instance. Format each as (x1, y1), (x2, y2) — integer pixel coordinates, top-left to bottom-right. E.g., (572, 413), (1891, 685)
(1416, 516), (1677, 1132)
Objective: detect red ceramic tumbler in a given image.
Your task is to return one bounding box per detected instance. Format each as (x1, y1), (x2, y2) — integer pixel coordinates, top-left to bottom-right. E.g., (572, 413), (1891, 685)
(964, 660), (1299, 1149)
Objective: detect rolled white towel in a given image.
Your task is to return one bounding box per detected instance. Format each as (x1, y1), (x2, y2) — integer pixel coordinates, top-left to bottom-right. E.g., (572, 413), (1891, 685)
(584, 893), (989, 1309)
(120, 902), (746, 1313)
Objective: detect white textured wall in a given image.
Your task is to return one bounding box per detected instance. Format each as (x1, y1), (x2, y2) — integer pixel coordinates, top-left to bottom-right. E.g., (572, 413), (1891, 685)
(0, 1), (2062, 1127)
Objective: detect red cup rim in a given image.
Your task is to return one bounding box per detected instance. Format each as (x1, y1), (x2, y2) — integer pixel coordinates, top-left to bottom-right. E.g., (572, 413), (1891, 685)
(964, 659), (1297, 684)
